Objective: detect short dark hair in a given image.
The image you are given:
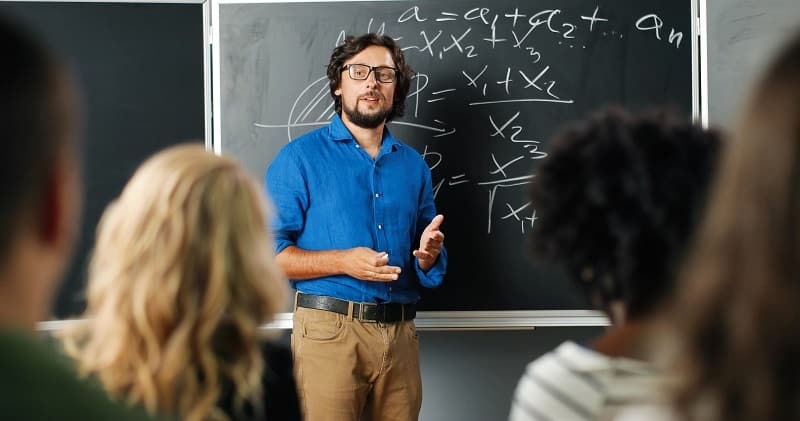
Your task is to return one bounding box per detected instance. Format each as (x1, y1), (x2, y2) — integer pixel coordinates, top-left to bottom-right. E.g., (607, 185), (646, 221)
(0, 15), (78, 259)
(529, 106), (720, 319)
(327, 33), (413, 122)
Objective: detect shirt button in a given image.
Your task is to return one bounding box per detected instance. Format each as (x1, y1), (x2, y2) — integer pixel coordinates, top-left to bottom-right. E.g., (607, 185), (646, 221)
(375, 193), (380, 198)
(378, 224), (383, 230)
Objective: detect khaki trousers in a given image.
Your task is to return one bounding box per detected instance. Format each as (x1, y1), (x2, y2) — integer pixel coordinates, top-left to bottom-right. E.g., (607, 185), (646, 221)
(291, 305), (422, 421)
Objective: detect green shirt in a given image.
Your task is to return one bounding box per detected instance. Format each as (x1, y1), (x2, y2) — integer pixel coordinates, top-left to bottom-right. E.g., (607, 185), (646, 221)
(0, 328), (159, 420)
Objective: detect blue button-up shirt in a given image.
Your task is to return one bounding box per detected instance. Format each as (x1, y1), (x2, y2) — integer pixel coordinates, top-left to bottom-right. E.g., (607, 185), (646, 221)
(266, 115), (447, 304)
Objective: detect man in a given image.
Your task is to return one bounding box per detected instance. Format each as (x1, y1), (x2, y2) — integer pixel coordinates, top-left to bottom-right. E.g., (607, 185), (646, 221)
(0, 15), (154, 420)
(267, 33), (447, 421)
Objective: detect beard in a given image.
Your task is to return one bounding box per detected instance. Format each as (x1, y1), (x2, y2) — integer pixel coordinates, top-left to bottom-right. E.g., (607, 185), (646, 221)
(342, 94), (392, 129)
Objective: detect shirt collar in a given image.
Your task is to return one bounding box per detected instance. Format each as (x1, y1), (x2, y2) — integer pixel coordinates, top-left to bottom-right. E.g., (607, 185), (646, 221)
(382, 125), (402, 152)
(328, 114), (403, 153)
(328, 114), (353, 141)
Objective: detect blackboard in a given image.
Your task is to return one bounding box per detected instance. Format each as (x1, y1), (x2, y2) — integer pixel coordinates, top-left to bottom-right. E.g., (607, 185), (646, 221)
(0, 1), (207, 318)
(706, 0), (800, 126)
(214, 0), (695, 311)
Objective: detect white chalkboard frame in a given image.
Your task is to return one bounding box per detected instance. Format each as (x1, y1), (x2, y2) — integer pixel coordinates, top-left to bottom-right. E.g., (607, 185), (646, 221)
(40, 310), (609, 332)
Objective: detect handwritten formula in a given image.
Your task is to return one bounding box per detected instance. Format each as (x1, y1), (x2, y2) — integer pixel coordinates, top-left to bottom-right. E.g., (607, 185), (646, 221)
(247, 1), (690, 237)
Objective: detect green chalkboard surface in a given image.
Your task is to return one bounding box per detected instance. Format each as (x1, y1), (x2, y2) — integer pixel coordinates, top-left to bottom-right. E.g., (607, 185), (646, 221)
(214, 0), (695, 311)
(0, 1), (207, 318)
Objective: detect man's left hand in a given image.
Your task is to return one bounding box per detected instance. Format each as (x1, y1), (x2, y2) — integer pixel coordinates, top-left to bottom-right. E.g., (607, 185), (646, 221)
(413, 214), (445, 272)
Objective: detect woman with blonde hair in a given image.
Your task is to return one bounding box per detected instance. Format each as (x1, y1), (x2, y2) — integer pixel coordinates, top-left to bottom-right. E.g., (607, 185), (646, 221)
(61, 144), (300, 421)
(665, 31), (800, 420)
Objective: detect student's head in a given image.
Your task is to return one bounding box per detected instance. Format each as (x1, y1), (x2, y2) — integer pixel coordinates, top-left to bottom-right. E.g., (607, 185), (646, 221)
(671, 31), (800, 421)
(61, 145), (286, 421)
(529, 107), (720, 323)
(327, 33), (413, 127)
(0, 15), (81, 328)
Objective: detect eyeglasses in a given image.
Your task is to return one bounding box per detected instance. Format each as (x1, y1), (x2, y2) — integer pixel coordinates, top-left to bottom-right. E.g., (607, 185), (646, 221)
(342, 64), (398, 84)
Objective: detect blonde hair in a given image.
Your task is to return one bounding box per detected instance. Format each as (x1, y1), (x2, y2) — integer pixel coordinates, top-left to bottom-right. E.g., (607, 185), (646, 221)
(61, 144), (287, 421)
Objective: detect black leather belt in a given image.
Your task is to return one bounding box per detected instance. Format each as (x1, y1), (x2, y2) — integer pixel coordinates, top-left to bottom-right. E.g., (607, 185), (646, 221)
(296, 293), (416, 323)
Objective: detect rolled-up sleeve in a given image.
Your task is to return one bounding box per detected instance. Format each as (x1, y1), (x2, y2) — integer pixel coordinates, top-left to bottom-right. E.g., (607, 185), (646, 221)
(265, 148), (308, 254)
(414, 164), (447, 288)
(415, 245), (447, 288)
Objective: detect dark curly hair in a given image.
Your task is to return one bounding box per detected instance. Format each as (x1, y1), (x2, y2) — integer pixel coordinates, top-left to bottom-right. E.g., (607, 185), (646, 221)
(327, 33), (413, 122)
(529, 106), (720, 320)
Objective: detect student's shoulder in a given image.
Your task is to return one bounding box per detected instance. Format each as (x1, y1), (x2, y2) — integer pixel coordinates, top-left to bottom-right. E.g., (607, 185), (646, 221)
(0, 330), (162, 420)
(516, 341), (612, 397)
(510, 342), (609, 421)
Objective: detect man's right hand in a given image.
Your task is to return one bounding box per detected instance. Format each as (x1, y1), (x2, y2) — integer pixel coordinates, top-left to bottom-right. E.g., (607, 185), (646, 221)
(342, 247), (402, 282)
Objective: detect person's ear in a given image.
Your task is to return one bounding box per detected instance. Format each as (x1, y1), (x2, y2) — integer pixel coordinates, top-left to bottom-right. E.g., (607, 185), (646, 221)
(334, 88), (342, 96)
(39, 169), (61, 244)
(39, 155), (80, 250)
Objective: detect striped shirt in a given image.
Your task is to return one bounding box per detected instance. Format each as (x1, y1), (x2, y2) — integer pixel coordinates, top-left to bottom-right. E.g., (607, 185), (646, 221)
(509, 341), (662, 421)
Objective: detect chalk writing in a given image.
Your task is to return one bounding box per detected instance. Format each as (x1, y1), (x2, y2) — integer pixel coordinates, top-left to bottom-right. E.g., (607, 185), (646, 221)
(501, 204), (537, 234)
(636, 13), (683, 48)
(247, 2), (689, 236)
(580, 6), (608, 31)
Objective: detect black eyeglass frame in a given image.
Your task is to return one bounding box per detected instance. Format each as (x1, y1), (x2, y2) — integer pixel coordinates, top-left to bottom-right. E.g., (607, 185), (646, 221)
(342, 64), (399, 84)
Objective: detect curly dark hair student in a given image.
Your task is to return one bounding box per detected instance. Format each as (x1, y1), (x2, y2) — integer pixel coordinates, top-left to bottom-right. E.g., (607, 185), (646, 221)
(326, 33), (413, 122)
(529, 107), (720, 321)
(669, 31), (800, 421)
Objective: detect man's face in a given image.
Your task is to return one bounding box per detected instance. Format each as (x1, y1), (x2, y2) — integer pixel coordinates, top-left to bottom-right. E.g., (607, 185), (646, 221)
(336, 45), (396, 129)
